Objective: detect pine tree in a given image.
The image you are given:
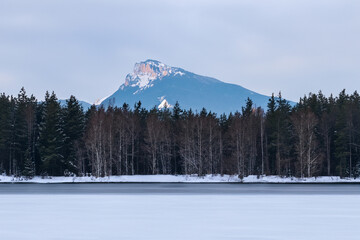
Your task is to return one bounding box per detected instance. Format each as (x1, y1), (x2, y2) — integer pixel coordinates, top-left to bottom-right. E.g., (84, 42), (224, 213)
(62, 95), (85, 175)
(334, 90), (351, 177)
(23, 147), (35, 178)
(170, 102), (182, 174)
(218, 113), (228, 175)
(276, 93), (293, 176)
(12, 88), (38, 177)
(242, 98), (253, 117)
(38, 91), (65, 176)
(0, 93), (13, 174)
(265, 94), (278, 174)
(266, 93), (292, 175)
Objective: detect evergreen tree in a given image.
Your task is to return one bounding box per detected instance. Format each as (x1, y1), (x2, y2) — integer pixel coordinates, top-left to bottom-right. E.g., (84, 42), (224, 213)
(242, 98), (253, 117)
(266, 93), (292, 175)
(12, 88), (38, 177)
(62, 95), (85, 175)
(0, 93), (13, 174)
(23, 147), (35, 178)
(38, 91), (65, 176)
(265, 94), (278, 174)
(171, 101), (183, 174)
(334, 90), (351, 177)
(276, 93), (293, 176)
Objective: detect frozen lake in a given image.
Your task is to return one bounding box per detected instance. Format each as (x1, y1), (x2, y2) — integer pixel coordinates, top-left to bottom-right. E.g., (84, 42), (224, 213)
(0, 184), (359, 240)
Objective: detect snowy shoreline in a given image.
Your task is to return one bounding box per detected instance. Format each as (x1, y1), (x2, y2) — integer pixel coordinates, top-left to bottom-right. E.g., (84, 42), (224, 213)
(0, 175), (359, 184)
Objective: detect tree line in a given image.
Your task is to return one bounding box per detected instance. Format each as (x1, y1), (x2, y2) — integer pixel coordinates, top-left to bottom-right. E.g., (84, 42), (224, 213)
(0, 87), (359, 178)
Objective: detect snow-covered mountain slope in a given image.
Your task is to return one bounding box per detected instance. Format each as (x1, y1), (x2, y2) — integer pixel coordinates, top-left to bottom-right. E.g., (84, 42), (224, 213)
(99, 59), (287, 113)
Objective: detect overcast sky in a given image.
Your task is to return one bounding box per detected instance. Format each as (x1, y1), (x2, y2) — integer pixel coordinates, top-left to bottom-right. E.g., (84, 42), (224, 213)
(1, 0), (360, 103)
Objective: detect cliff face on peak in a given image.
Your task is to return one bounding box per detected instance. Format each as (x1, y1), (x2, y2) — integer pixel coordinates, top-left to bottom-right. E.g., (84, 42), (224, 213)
(98, 60), (280, 113)
(134, 60), (169, 77)
(123, 60), (182, 89)
(118, 60), (187, 98)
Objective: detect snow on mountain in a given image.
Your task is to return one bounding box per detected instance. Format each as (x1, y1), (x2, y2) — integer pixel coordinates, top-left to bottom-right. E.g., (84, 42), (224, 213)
(122, 60), (186, 95)
(94, 94), (112, 106)
(158, 98), (172, 110)
(99, 59), (288, 113)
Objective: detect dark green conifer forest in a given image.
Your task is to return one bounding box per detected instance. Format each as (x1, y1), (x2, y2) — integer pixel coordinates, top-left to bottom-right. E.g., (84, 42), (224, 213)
(1, 88), (360, 178)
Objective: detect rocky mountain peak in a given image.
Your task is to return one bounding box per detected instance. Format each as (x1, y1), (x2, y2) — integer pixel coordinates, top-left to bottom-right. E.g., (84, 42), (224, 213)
(122, 60), (185, 93)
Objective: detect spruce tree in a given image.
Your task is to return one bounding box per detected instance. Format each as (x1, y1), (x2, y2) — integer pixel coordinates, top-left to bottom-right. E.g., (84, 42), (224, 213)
(265, 94), (278, 174)
(334, 90), (351, 177)
(242, 98), (253, 117)
(12, 88), (37, 177)
(0, 93), (13, 174)
(171, 101), (183, 174)
(23, 147), (35, 178)
(38, 91), (65, 176)
(62, 95), (85, 175)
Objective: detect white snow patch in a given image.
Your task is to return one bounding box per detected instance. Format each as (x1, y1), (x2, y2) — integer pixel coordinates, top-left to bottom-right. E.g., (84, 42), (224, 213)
(0, 175), (359, 183)
(136, 75), (156, 88)
(174, 71), (185, 76)
(158, 99), (173, 109)
(94, 94), (111, 105)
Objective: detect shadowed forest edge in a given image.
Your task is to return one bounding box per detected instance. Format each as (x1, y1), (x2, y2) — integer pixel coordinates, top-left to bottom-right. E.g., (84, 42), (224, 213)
(1, 88), (360, 179)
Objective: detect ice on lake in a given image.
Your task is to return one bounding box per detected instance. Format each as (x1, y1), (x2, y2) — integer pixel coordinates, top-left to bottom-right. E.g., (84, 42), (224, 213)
(0, 184), (359, 240)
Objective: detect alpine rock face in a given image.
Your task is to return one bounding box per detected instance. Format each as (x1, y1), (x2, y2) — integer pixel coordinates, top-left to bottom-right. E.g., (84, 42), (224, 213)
(98, 59), (276, 113)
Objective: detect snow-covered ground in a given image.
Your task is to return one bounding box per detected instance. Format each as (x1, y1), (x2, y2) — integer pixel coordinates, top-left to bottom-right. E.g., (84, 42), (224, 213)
(0, 174), (359, 183)
(0, 193), (359, 240)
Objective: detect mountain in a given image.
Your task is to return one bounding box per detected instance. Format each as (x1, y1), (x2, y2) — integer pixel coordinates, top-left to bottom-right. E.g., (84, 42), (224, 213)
(98, 59), (284, 113)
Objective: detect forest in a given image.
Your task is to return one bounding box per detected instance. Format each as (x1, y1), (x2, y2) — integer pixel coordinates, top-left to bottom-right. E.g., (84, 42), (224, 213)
(0, 87), (360, 179)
